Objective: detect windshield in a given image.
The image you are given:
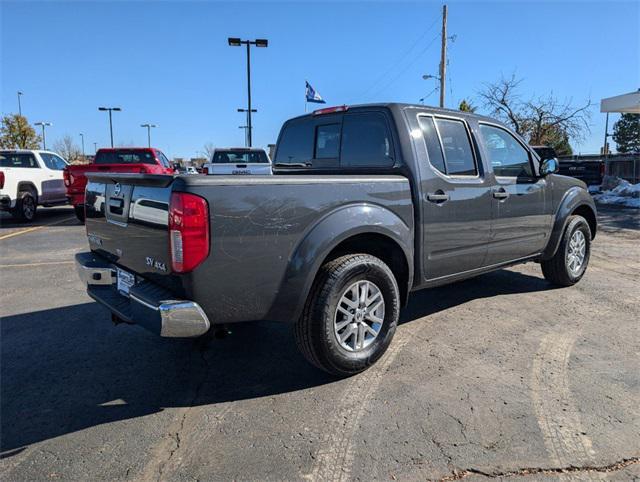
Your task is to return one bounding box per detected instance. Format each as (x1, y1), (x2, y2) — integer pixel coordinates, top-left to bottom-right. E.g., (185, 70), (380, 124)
(95, 150), (157, 165)
(212, 150), (269, 164)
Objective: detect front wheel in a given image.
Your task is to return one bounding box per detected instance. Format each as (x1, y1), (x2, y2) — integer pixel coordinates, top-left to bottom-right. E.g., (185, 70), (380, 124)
(541, 215), (591, 286)
(294, 254), (400, 377)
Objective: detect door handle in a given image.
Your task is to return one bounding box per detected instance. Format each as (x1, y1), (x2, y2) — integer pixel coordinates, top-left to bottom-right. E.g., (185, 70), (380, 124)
(427, 191), (450, 203)
(493, 188), (509, 200)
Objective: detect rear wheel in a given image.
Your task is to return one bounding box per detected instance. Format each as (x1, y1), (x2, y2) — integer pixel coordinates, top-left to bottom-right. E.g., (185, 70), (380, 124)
(74, 205), (85, 223)
(294, 254), (400, 377)
(541, 215), (591, 286)
(12, 190), (37, 222)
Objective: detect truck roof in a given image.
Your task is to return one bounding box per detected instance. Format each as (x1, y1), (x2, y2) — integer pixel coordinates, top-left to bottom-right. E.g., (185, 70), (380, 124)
(213, 147), (267, 152)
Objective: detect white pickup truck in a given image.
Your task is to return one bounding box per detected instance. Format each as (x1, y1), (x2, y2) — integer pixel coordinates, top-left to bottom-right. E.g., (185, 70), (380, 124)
(0, 149), (69, 221)
(202, 147), (272, 175)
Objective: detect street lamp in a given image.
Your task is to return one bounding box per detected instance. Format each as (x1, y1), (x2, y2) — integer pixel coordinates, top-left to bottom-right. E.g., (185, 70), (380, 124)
(17, 91), (23, 116)
(237, 108), (257, 147)
(98, 106), (121, 147)
(140, 123), (157, 148)
(93, 142), (98, 155)
(228, 37), (268, 147)
(34, 122), (52, 150)
(79, 133), (85, 158)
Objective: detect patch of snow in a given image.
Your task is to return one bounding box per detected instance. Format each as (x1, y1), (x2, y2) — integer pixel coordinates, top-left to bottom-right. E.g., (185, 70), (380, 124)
(591, 177), (640, 208)
(588, 185), (601, 194)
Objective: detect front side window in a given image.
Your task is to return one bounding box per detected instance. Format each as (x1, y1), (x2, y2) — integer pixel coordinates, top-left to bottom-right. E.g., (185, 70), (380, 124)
(341, 112), (393, 167)
(0, 153), (39, 168)
(274, 118), (314, 165)
(41, 153), (67, 170)
(479, 124), (533, 178)
(315, 124), (341, 159)
(435, 118), (477, 176)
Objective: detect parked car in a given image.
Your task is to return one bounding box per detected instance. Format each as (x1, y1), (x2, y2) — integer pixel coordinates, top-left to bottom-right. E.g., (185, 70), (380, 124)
(531, 146), (604, 186)
(202, 147), (271, 175)
(76, 103), (597, 376)
(0, 149), (68, 221)
(186, 166), (199, 175)
(64, 147), (175, 222)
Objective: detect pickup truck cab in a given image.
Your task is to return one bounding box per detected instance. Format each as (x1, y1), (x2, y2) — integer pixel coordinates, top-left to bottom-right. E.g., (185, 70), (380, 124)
(76, 104), (597, 376)
(64, 147), (174, 222)
(202, 147), (271, 175)
(0, 149), (68, 221)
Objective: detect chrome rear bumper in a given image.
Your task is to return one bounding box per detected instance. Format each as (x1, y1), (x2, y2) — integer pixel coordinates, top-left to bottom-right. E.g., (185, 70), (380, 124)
(75, 252), (211, 338)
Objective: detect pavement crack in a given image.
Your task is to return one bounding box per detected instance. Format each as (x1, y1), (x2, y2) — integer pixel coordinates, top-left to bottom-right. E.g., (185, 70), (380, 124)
(439, 456), (640, 480)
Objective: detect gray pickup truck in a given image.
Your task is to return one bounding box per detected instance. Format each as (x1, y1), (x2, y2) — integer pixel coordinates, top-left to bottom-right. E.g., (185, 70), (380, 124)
(76, 103), (597, 376)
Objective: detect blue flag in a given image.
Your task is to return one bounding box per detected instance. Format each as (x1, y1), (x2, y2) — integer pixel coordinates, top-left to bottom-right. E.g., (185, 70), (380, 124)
(305, 81), (326, 104)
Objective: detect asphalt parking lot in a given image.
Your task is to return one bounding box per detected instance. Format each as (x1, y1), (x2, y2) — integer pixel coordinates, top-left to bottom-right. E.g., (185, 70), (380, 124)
(1, 205), (638, 481)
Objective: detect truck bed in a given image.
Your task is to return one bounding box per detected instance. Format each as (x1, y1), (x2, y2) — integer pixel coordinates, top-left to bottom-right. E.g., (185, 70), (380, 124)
(84, 173), (413, 325)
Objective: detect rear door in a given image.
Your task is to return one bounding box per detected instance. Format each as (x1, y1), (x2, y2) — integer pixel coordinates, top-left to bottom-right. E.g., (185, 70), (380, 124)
(413, 114), (493, 281)
(477, 123), (551, 265)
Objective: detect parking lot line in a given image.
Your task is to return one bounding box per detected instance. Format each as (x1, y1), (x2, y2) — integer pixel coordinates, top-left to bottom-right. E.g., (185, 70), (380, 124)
(0, 216), (76, 241)
(0, 260), (75, 268)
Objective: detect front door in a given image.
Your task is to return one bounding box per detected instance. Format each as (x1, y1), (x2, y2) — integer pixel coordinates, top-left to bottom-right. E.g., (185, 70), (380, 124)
(477, 124), (551, 266)
(415, 114), (493, 281)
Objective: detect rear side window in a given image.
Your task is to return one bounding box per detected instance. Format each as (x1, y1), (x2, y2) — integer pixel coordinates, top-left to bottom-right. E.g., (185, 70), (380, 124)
(274, 118), (314, 165)
(341, 112), (393, 167)
(95, 150), (156, 165)
(435, 118), (477, 176)
(418, 117), (446, 174)
(480, 125), (533, 178)
(315, 124), (341, 159)
(0, 153), (39, 168)
(156, 151), (171, 168)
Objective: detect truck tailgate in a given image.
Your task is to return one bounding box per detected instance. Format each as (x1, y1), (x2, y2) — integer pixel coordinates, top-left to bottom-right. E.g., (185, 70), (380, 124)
(85, 173), (177, 287)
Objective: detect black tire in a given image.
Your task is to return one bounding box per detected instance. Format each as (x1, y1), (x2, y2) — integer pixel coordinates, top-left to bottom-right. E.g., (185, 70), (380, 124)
(541, 215), (591, 287)
(12, 190), (37, 222)
(74, 205), (86, 223)
(294, 254), (400, 377)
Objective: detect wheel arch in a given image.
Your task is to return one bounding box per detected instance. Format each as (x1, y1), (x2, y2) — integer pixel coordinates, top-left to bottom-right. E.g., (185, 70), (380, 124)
(541, 187), (597, 260)
(265, 203), (414, 323)
(16, 181), (39, 201)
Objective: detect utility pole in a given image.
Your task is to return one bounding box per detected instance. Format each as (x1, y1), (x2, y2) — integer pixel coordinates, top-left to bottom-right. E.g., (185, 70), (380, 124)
(98, 106), (121, 147)
(17, 91), (23, 116)
(439, 4), (448, 109)
(93, 142), (98, 154)
(79, 133), (85, 158)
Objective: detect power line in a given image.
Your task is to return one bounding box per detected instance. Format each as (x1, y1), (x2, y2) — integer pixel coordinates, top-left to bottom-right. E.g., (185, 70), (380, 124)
(360, 16), (439, 99)
(368, 32), (441, 100)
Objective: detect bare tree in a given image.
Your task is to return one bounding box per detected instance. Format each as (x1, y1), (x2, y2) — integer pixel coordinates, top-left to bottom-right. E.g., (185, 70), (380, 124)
(53, 135), (82, 163)
(199, 142), (216, 160)
(478, 75), (592, 150)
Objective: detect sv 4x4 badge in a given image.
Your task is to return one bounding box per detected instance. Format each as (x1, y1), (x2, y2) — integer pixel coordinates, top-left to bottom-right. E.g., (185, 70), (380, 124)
(146, 257), (167, 272)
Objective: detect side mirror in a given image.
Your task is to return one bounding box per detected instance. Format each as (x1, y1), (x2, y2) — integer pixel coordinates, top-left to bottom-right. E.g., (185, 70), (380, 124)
(539, 158), (559, 176)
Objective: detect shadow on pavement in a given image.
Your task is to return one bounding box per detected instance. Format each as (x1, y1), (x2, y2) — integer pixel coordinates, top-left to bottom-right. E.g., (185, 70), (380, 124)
(595, 204), (639, 232)
(0, 206), (78, 229)
(1, 268), (554, 456)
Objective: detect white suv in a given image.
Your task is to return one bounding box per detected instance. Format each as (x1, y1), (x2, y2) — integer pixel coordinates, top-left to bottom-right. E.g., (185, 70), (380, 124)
(0, 150), (69, 221)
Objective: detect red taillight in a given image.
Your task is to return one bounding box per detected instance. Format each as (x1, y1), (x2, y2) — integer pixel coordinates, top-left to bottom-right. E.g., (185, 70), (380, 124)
(313, 105), (349, 115)
(202, 167), (209, 175)
(0, 171), (4, 189)
(169, 192), (210, 273)
(63, 169), (71, 187)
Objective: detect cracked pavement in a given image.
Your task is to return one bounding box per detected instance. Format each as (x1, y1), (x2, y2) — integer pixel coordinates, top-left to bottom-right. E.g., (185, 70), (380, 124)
(1, 205), (638, 481)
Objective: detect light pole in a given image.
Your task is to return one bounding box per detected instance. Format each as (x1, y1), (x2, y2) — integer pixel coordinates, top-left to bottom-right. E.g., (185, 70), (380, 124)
(98, 106), (121, 147)
(237, 108), (256, 147)
(35, 122), (52, 150)
(79, 133), (85, 158)
(228, 37), (268, 147)
(17, 91), (23, 116)
(140, 123), (157, 147)
(93, 142), (98, 155)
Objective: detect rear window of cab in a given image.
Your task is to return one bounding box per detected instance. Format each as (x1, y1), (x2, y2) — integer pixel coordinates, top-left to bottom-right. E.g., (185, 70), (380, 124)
(95, 150), (157, 165)
(274, 111), (394, 169)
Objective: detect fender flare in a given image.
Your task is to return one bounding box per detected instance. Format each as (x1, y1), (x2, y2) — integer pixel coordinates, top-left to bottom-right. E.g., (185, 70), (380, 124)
(266, 203), (414, 323)
(16, 182), (39, 201)
(541, 187), (597, 260)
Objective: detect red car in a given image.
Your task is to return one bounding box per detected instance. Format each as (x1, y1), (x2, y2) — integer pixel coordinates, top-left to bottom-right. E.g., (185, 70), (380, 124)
(64, 147), (175, 222)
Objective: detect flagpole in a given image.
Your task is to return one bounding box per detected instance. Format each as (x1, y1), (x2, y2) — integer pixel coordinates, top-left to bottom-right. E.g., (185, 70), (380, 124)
(304, 81), (307, 113)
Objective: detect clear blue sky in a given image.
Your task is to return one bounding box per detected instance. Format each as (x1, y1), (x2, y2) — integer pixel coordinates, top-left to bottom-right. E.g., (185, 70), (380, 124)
(2, 1), (638, 158)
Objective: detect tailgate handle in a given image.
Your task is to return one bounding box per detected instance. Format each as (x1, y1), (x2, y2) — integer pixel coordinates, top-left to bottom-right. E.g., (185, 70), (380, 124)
(235, 164), (247, 168)
(97, 166), (111, 171)
(109, 197), (124, 214)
